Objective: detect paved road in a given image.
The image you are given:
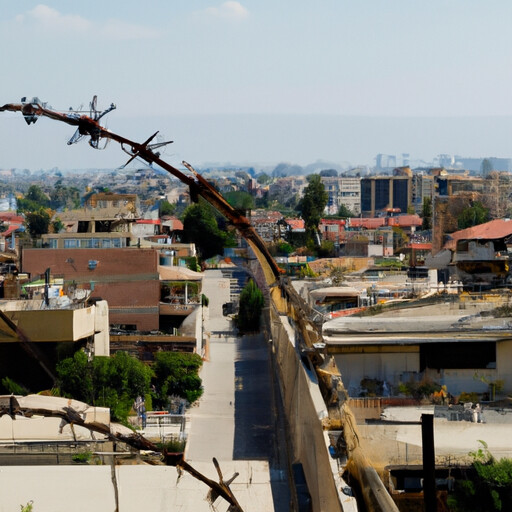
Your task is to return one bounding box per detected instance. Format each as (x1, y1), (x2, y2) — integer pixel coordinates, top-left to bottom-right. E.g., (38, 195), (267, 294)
(185, 268), (289, 511)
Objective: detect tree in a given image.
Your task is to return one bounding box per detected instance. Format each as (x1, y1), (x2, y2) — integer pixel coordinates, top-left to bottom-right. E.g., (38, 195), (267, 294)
(51, 217), (64, 233)
(317, 240), (336, 258)
(26, 208), (51, 237)
(17, 184), (50, 212)
(319, 169), (338, 177)
(183, 199), (231, 259)
(236, 279), (264, 333)
(50, 182), (80, 210)
(159, 199), (176, 216)
(152, 352), (203, 406)
(296, 174), (328, 245)
(421, 197), (432, 230)
(257, 172), (272, 185)
(224, 191), (255, 213)
(57, 350), (154, 423)
(457, 201), (489, 229)
(337, 204), (355, 218)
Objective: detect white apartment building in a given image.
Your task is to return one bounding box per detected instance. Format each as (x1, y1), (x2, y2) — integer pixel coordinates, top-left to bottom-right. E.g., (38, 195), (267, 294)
(321, 176), (361, 216)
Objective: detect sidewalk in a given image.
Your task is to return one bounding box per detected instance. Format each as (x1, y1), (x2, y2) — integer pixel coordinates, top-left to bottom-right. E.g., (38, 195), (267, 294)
(184, 268), (289, 511)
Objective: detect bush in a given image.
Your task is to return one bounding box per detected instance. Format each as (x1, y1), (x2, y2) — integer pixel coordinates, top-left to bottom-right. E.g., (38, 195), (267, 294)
(56, 350), (153, 423)
(448, 441), (512, 511)
(72, 450), (92, 464)
(153, 352), (203, 408)
(235, 279), (264, 333)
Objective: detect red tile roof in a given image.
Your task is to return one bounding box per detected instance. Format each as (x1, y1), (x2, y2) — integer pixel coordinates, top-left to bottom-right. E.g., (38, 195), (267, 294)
(349, 218), (386, 229)
(449, 219), (512, 242)
(285, 218), (305, 231)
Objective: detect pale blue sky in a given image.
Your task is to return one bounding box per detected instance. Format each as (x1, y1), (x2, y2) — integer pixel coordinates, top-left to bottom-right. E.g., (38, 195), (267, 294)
(2, 2), (512, 170)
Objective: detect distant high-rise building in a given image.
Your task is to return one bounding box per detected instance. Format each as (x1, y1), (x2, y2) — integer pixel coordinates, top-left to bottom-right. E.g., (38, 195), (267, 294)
(455, 156), (512, 173)
(361, 175), (412, 217)
(375, 154), (397, 170)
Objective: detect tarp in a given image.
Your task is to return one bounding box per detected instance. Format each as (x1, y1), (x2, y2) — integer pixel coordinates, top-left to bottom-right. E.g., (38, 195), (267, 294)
(158, 265), (203, 281)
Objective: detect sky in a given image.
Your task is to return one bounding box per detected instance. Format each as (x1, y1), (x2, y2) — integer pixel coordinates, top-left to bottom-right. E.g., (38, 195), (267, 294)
(2, 1), (512, 170)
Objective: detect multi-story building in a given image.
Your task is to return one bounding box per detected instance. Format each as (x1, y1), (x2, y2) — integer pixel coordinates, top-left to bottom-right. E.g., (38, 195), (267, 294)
(320, 176), (361, 216)
(411, 173), (434, 215)
(361, 174), (413, 217)
(268, 176), (308, 206)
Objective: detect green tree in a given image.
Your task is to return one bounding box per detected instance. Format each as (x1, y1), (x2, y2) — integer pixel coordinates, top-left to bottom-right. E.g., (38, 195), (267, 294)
(319, 169), (338, 177)
(183, 199), (231, 259)
(421, 197), (432, 230)
(337, 204), (355, 218)
(458, 201), (489, 229)
(257, 172), (272, 185)
(18, 184), (50, 212)
(50, 182), (80, 210)
(51, 217), (64, 233)
(56, 350), (154, 423)
(26, 208), (51, 237)
(236, 279), (264, 333)
(56, 351), (94, 404)
(296, 174), (328, 245)
(159, 199), (176, 216)
(153, 352), (203, 406)
(224, 191), (255, 214)
(316, 240), (336, 258)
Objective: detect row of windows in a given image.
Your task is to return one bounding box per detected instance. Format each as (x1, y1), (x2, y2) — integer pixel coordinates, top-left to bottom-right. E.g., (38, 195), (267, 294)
(47, 238), (126, 249)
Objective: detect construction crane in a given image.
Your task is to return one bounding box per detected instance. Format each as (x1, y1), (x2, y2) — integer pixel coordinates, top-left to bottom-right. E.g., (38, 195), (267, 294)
(0, 96), (282, 284)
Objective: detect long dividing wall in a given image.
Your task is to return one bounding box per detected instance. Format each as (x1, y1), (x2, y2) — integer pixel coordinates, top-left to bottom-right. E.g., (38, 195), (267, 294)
(269, 299), (346, 512)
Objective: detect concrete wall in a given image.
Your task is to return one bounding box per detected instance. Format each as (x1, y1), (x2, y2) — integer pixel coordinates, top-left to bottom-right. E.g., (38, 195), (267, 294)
(497, 339), (512, 395)
(269, 308), (344, 512)
(94, 300), (110, 356)
(335, 352), (420, 395)
(0, 463), (274, 512)
(334, 339), (512, 398)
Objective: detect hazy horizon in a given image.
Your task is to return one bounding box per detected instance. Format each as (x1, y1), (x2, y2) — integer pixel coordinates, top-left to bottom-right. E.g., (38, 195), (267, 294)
(2, 113), (512, 172)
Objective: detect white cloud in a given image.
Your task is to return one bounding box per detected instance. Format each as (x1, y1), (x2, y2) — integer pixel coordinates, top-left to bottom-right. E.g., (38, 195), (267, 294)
(204, 2), (249, 21)
(14, 4), (158, 40)
(26, 4), (91, 33)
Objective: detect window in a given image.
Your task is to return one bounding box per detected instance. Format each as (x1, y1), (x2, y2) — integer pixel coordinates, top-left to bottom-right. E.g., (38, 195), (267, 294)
(64, 239), (78, 248)
(420, 342), (496, 370)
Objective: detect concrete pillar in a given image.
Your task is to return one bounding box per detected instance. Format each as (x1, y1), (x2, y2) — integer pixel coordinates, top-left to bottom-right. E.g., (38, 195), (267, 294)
(94, 300), (110, 356)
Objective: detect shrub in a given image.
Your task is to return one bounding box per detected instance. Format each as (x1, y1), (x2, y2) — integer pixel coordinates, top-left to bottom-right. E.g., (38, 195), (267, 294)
(235, 279), (264, 333)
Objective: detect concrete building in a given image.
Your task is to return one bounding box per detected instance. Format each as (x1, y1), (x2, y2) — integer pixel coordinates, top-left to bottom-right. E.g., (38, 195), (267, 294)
(361, 175), (412, 217)
(322, 298), (512, 399)
(22, 247), (160, 331)
(320, 176), (361, 216)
